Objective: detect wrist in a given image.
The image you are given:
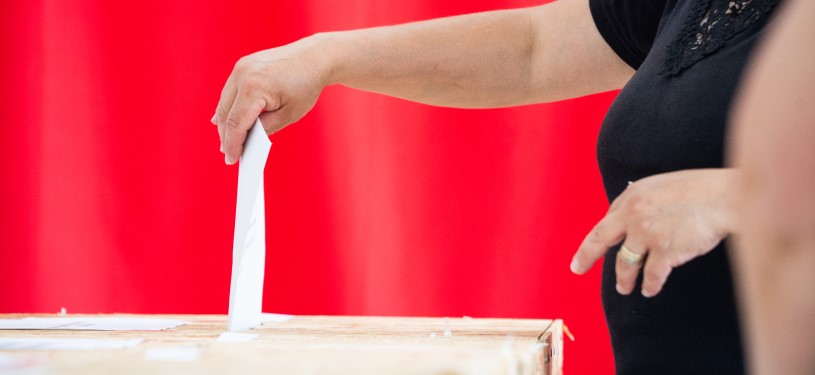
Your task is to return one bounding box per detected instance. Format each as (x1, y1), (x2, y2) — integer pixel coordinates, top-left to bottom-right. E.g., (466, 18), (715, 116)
(715, 168), (742, 236)
(306, 31), (348, 87)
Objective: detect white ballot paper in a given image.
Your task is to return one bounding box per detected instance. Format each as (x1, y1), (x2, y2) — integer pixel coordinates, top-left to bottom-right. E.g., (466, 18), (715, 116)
(228, 118), (272, 332)
(216, 332), (259, 343)
(0, 317), (186, 331)
(260, 312), (294, 323)
(0, 337), (143, 351)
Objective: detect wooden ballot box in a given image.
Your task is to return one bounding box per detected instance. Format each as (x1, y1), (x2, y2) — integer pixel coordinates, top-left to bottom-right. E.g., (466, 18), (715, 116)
(0, 314), (564, 375)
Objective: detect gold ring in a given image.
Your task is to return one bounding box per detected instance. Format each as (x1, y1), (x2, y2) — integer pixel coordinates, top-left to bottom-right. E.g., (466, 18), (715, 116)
(619, 245), (645, 265)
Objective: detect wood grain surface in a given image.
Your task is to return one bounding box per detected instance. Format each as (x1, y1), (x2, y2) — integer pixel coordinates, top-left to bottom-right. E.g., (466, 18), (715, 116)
(0, 314), (562, 375)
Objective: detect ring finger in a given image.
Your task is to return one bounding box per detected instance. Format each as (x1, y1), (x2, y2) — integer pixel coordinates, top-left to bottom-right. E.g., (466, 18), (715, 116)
(615, 241), (647, 295)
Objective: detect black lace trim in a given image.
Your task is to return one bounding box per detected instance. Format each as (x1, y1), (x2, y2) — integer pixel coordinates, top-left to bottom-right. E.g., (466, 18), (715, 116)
(661, 0), (780, 76)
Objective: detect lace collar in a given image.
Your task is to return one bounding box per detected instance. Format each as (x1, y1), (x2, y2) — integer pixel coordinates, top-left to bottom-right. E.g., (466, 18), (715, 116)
(661, 0), (780, 76)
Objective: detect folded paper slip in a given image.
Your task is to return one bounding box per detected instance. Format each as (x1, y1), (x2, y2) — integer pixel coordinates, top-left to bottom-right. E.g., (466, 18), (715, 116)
(228, 118), (272, 332)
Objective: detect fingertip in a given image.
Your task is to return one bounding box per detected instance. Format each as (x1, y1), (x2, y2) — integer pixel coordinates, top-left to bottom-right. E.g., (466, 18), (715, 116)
(225, 153), (237, 165)
(222, 130), (243, 166)
(570, 258), (582, 274)
(223, 120), (251, 163)
(641, 274), (663, 298)
(640, 258), (670, 298)
(224, 143), (243, 165)
(616, 283), (629, 295)
(211, 114), (218, 125)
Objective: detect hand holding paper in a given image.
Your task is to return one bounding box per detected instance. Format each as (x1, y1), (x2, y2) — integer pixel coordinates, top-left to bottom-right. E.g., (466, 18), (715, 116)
(227, 119), (272, 331)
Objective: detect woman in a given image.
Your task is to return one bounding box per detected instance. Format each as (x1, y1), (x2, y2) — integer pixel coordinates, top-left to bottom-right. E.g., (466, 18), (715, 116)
(212, 0), (781, 372)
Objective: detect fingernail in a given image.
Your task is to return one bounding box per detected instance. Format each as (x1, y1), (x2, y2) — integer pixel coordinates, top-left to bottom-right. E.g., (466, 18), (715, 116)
(220, 144), (224, 153)
(225, 154), (235, 165)
(616, 284), (625, 294)
(642, 289), (655, 298)
(211, 114), (218, 124)
(570, 259), (581, 274)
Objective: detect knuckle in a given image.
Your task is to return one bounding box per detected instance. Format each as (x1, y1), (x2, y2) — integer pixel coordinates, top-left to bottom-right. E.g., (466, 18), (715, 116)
(243, 75), (265, 92)
(590, 223), (604, 241)
(576, 245), (593, 260)
(615, 274), (633, 292)
(234, 56), (252, 72)
(608, 197), (622, 212)
(636, 218), (653, 232)
(225, 116), (243, 131)
(657, 237), (673, 252)
(239, 58), (267, 77)
(216, 97), (231, 114)
(576, 235), (592, 254)
(650, 234), (672, 252)
(628, 197), (651, 216)
(643, 268), (663, 284)
(233, 63), (245, 75)
(241, 74), (274, 100)
(617, 260), (638, 274)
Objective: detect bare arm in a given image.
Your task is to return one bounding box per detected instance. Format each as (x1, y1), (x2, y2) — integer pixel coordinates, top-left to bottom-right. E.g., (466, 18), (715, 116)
(326, 0), (631, 108)
(729, 0), (815, 373)
(214, 0), (633, 164)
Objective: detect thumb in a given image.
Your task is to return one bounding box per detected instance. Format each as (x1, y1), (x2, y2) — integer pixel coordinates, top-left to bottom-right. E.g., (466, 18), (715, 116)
(258, 110), (290, 136)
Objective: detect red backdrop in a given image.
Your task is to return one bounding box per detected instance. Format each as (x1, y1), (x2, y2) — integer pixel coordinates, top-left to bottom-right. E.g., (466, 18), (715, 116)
(0, 0), (617, 372)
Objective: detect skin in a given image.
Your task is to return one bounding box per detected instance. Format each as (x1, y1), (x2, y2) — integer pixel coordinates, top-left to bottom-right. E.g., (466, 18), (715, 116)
(729, 0), (815, 373)
(213, 0), (739, 298)
(570, 169), (739, 297)
(212, 0), (632, 161)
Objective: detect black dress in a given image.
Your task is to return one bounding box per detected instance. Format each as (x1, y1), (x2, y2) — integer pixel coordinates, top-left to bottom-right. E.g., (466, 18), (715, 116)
(588, 0), (781, 373)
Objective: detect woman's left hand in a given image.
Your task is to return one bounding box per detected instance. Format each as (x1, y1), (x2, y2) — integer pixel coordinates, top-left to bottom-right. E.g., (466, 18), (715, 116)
(569, 168), (739, 297)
